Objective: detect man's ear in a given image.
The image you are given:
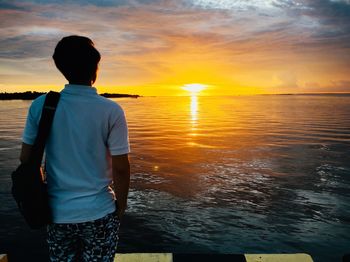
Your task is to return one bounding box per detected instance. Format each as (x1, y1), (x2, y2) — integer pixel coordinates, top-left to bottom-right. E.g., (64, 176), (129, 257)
(91, 71), (97, 84)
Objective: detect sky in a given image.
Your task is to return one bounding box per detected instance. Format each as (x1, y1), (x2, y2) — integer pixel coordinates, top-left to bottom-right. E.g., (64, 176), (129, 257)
(0, 0), (350, 96)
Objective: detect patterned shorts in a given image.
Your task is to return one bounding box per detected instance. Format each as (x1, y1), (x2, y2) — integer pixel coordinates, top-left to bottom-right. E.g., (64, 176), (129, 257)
(47, 211), (120, 262)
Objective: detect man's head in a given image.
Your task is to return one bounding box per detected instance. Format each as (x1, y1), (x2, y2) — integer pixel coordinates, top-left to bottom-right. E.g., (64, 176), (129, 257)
(53, 35), (101, 85)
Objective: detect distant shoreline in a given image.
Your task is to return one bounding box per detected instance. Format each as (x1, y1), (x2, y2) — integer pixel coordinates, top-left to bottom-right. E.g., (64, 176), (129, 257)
(262, 92), (350, 96)
(1, 92), (349, 100)
(0, 91), (140, 100)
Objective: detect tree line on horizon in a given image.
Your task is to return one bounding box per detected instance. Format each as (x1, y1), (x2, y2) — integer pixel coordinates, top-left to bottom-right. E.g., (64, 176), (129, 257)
(0, 91), (139, 100)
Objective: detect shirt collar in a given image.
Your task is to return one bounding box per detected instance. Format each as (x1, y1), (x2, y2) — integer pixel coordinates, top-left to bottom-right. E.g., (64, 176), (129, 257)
(61, 84), (98, 96)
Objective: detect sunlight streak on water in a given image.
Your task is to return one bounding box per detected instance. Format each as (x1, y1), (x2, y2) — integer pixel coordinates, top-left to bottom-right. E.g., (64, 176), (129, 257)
(190, 95), (198, 123)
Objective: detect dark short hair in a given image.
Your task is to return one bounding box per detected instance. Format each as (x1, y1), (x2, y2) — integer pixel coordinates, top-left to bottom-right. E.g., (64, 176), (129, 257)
(53, 35), (101, 83)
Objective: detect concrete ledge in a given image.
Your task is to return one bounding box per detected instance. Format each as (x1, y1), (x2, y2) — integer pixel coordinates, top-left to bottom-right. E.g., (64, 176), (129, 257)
(115, 253), (172, 262)
(0, 254), (8, 262)
(172, 254), (245, 262)
(0, 253), (314, 262)
(245, 254), (314, 262)
(114, 253), (314, 262)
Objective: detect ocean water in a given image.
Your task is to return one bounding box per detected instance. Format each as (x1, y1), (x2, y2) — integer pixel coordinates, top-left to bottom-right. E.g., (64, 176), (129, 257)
(0, 95), (349, 261)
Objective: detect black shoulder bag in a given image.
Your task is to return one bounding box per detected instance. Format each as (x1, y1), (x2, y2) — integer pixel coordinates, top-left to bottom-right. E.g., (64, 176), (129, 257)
(11, 91), (60, 229)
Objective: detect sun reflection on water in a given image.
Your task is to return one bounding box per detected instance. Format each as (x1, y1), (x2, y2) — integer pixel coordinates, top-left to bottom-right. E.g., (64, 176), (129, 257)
(190, 95), (198, 123)
(188, 95), (199, 146)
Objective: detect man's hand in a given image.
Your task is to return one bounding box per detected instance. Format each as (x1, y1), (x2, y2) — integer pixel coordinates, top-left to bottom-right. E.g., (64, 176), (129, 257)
(112, 154), (130, 221)
(116, 202), (126, 220)
(20, 142), (33, 163)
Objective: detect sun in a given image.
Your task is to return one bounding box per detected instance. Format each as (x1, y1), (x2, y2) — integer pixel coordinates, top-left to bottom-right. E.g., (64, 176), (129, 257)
(181, 83), (207, 94)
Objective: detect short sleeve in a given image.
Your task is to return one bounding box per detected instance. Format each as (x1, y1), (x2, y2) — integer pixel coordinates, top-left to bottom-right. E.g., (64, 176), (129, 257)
(107, 107), (130, 156)
(22, 102), (39, 145)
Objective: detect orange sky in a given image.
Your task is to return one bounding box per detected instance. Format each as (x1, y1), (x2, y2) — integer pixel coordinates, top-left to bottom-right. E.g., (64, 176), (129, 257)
(1, 0), (350, 96)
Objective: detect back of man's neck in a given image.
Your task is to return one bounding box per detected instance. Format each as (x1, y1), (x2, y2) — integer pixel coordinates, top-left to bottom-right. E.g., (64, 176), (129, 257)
(69, 81), (92, 86)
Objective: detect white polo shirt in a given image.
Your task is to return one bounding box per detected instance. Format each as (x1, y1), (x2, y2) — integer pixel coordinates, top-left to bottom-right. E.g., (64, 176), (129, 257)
(22, 84), (130, 223)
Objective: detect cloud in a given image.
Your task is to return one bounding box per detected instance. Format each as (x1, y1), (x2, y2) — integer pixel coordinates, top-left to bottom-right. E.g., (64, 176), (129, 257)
(273, 0), (350, 38)
(275, 72), (299, 88)
(1, 0), (349, 60)
(328, 80), (350, 92)
(302, 80), (350, 92)
(0, 0), (349, 94)
(0, 1), (26, 10)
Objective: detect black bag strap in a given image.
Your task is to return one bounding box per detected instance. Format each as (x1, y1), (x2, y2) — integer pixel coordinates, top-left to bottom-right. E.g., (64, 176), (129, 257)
(30, 91), (60, 166)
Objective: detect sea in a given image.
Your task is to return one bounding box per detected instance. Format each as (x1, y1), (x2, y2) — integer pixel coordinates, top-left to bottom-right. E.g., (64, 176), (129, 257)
(0, 95), (349, 262)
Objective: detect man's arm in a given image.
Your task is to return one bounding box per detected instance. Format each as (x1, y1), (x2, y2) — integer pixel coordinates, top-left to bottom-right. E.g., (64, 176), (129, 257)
(112, 154), (130, 220)
(20, 142), (33, 164)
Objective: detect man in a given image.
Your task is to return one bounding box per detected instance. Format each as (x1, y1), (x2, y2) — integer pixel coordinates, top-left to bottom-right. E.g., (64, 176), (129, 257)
(20, 35), (130, 261)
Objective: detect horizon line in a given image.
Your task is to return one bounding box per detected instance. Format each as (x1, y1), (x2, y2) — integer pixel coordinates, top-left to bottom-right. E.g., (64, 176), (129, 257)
(1, 91), (350, 99)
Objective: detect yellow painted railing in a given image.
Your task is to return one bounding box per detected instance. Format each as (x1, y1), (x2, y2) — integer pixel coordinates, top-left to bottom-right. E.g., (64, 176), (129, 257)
(0, 253), (314, 262)
(115, 253), (173, 262)
(114, 253), (313, 262)
(245, 254), (313, 262)
(0, 254), (8, 262)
